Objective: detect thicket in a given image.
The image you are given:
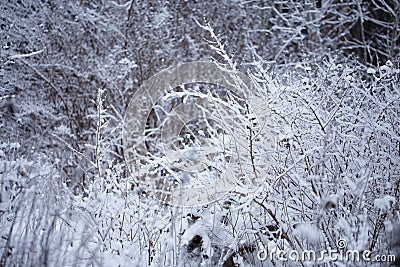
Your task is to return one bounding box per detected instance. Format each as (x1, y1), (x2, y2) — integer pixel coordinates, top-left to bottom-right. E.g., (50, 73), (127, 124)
(0, 1), (399, 266)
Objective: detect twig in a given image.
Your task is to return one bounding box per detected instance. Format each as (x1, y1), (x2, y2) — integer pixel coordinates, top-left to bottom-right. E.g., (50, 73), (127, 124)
(17, 59), (67, 108)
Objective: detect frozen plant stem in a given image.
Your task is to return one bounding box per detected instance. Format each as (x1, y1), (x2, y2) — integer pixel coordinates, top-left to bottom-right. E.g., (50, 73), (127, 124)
(95, 88), (105, 177)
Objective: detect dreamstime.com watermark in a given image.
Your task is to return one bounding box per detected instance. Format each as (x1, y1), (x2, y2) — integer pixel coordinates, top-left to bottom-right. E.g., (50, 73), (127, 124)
(257, 239), (396, 263)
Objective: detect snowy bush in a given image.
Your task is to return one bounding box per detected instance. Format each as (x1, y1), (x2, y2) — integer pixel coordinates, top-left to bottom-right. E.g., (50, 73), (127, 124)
(0, 1), (399, 266)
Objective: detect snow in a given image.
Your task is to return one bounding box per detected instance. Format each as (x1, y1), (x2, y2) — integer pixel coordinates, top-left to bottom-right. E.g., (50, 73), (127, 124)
(294, 224), (321, 243)
(9, 49), (44, 59)
(374, 195), (396, 211)
(0, 1), (399, 266)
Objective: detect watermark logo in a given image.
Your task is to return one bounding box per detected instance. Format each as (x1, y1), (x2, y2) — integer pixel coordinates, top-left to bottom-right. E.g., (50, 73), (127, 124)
(257, 238), (396, 263)
(122, 62), (275, 207)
